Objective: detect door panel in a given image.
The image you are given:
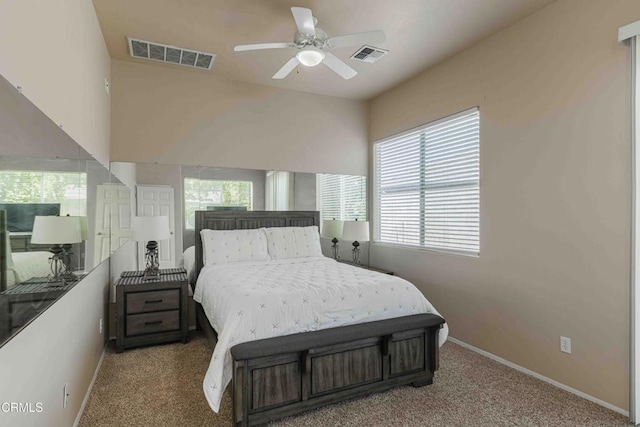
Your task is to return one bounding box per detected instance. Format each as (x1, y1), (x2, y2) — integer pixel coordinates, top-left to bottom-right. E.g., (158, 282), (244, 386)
(94, 184), (132, 266)
(136, 185), (176, 269)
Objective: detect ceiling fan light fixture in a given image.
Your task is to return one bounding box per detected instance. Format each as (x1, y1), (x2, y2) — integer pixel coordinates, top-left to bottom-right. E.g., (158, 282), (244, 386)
(296, 47), (325, 67)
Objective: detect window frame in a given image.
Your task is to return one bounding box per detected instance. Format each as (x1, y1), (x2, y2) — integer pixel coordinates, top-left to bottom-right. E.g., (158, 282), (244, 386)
(0, 170), (88, 217)
(373, 107), (480, 257)
(316, 173), (367, 225)
(183, 177), (254, 230)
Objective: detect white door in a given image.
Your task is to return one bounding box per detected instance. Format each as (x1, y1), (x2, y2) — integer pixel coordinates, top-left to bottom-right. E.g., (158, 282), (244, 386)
(94, 185), (133, 267)
(136, 185), (176, 269)
(94, 185), (113, 266)
(110, 185), (132, 254)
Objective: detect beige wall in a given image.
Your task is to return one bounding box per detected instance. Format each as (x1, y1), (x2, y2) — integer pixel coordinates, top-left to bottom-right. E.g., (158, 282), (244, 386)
(369, 0), (638, 410)
(0, 261), (109, 427)
(0, 0), (111, 166)
(110, 60), (368, 176)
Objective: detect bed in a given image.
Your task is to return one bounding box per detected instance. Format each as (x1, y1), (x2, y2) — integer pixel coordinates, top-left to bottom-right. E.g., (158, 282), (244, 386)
(193, 211), (447, 426)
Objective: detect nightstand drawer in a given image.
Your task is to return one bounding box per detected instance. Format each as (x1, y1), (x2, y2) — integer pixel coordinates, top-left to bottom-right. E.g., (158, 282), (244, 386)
(126, 289), (179, 314)
(126, 310), (180, 336)
(9, 299), (57, 328)
(116, 269), (189, 353)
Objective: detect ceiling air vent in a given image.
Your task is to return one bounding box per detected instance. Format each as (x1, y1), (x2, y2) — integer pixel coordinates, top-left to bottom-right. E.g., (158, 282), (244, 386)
(350, 45), (388, 63)
(127, 37), (216, 70)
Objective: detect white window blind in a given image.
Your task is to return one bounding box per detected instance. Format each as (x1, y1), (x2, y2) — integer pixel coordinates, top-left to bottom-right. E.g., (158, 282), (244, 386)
(265, 171), (292, 211)
(374, 108), (479, 255)
(317, 174), (367, 223)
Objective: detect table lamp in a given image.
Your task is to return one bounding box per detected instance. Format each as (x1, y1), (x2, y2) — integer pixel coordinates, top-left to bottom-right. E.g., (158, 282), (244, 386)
(321, 219), (344, 260)
(61, 216), (88, 277)
(341, 219), (370, 266)
(132, 216), (170, 280)
(31, 215), (83, 283)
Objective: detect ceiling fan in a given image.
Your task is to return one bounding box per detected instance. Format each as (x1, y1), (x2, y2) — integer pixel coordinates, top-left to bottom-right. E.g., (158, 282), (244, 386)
(234, 7), (385, 80)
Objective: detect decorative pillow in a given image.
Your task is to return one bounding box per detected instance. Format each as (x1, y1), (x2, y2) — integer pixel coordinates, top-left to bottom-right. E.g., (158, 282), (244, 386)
(200, 229), (269, 266)
(265, 226), (323, 260)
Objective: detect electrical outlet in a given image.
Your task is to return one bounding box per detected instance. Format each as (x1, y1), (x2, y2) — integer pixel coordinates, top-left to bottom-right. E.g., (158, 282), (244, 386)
(99, 318), (103, 334)
(63, 383), (69, 408)
(560, 336), (571, 354)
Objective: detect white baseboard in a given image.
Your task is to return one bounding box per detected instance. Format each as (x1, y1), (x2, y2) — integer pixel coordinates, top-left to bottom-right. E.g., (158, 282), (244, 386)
(447, 337), (629, 418)
(73, 346), (107, 427)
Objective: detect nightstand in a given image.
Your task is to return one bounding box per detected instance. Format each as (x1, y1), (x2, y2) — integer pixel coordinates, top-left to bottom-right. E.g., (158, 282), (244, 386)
(362, 265), (394, 275)
(116, 268), (189, 353)
(0, 275), (86, 338)
(338, 260), (394, 275)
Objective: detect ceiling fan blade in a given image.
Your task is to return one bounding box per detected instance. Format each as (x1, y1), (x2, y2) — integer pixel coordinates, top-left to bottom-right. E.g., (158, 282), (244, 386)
(273, 57), (299, 79)
(325, 30), (386, 49)
(322, 52), (357, 80)
(291, 7), (316, 37)
(234, 42), (295, 52)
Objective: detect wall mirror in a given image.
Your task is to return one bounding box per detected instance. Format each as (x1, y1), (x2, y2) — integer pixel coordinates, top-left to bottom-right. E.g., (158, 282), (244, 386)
(0, 73), (128, 348)
(110, 161), (368, 281)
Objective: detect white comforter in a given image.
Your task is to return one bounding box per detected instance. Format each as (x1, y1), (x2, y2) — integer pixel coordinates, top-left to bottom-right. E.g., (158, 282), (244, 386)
(193, 256), (448, 413)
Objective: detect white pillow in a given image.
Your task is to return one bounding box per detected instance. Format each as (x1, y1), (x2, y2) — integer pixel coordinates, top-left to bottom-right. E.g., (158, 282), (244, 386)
(265, 226), (323, 260)
(11, 251), (52, 283)
(200, 229), (269, 266)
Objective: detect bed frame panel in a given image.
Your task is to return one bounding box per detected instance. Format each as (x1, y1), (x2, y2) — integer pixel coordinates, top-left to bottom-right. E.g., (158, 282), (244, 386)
(193, 211), (445, 426)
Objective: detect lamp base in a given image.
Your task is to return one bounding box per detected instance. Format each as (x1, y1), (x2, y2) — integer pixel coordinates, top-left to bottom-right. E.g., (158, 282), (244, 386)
(60, 243), (78, 279)
(142, 268), (161, 280)
(47, 244), (67, 284)
(351, 240), (361, 266)
(331, 238), (340, 261)
(141, 240), (161, 280)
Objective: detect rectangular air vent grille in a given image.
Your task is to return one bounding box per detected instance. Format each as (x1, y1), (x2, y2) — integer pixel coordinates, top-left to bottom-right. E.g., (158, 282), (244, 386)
(350, 45), (388, 63)
(128, 37), (216, 70)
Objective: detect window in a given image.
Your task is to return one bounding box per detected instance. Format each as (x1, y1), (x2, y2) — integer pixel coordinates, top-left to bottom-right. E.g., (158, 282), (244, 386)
(374, 108), (479, 255)
(265, 171), (292, 211)
(317, 174), (367, 223)
(184, 178), (253, 229)
(0, 170), (87, 216)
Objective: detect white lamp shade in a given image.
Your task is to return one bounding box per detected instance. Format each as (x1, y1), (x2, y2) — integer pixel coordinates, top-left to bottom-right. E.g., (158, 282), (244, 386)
(68, 216), (88, 240)
(342, 220), (370, 242)
(31, 216), (83, 244)
(321, 220), (344, 239)
(132, 216), (170, 242)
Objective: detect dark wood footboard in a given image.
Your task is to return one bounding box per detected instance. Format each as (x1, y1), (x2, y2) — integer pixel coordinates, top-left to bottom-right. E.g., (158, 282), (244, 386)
(230, 314), (445, 426)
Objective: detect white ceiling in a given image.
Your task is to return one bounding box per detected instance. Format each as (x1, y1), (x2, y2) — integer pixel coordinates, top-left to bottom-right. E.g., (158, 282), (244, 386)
(93, 0), (556, 100)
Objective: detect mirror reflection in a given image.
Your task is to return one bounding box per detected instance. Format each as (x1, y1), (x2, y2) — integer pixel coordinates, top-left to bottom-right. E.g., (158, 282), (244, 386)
(111, 162), (367, 285)
(0, 71), (131, 348)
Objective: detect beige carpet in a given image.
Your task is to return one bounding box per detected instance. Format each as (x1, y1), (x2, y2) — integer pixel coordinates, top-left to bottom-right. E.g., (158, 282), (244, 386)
(79, 334), (629, 426)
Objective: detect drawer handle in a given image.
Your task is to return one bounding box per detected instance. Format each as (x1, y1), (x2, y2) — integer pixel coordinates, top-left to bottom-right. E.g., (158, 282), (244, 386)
(145, 299), (163, 304)
(145, 320), (163, 326)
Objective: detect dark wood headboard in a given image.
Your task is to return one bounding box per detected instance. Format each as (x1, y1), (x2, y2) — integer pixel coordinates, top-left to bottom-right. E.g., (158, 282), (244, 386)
(193, 210), (320, 288)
